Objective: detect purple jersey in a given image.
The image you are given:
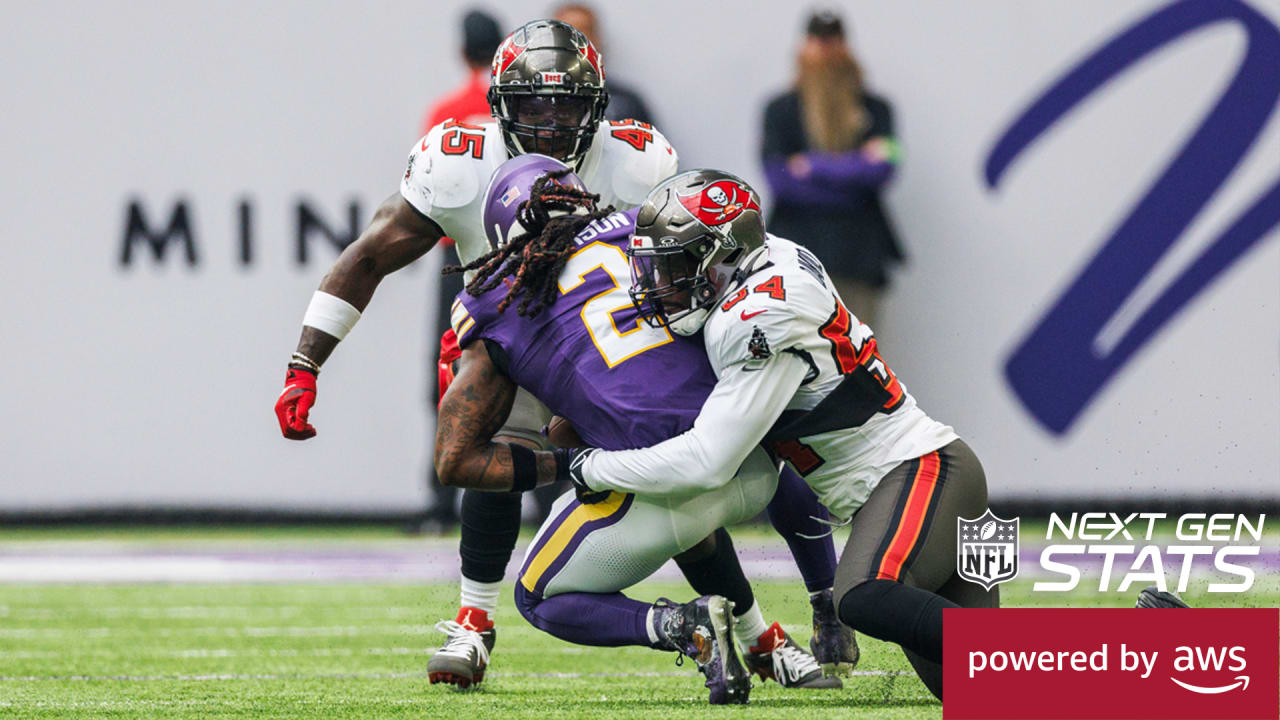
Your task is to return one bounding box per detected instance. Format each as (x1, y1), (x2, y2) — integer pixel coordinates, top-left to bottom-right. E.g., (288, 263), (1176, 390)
(451, 207), (716, 450)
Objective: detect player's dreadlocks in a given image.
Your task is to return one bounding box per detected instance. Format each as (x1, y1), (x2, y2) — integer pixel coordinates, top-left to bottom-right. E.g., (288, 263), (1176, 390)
(444, 169), (616, 317)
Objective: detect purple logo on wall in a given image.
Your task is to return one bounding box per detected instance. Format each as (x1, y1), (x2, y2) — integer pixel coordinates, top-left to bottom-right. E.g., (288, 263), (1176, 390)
(985, 0), (1280, 435)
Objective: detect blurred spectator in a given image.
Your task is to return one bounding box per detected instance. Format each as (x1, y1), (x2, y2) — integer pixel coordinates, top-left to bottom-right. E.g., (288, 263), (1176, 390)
(415, 9), (503, 535)
(553, 3), (658, 125)
(421, 10), (504, 133)
(761, 10), (904, 329)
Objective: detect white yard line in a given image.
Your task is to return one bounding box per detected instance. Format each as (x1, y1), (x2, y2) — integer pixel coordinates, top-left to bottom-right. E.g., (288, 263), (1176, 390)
(0, 646), (606, 659)
(1, 605), (427, 619)
(0, 621), (816, 640)
(0, 669), (913, 682)
(0, 624), (430, 638)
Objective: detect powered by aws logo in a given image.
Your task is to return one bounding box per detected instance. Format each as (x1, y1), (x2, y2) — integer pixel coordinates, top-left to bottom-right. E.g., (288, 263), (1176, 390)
(945, 608), (1278, 719)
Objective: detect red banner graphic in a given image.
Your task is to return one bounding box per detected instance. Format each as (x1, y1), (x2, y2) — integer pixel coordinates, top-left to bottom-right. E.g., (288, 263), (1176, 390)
(944, 608), (1278, 719)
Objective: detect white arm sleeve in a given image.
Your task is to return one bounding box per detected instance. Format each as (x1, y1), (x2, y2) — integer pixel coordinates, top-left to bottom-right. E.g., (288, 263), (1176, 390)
(582, 352), (809, 497)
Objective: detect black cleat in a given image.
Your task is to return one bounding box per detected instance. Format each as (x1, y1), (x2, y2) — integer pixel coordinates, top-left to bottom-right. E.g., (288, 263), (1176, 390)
(659, 595), (751, 705)
(1136, 586), (1190, 608)
(809, 588), (859, 676)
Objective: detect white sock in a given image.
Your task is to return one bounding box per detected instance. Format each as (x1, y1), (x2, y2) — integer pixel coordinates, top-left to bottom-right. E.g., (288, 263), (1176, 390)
(644, 606), (660, 646)
(459, 577), (501, 615)
(732, 600), (769, 649)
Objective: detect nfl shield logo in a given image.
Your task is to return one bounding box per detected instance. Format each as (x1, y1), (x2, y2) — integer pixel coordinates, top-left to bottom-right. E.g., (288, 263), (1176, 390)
(957, 510), (1019, 590)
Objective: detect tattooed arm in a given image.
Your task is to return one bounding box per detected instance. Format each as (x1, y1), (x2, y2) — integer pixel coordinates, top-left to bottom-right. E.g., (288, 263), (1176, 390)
(433, 344), (560, 491)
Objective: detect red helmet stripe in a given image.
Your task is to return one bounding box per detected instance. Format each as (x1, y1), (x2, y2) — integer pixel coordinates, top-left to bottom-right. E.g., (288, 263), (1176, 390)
(493, 34), (527, 78)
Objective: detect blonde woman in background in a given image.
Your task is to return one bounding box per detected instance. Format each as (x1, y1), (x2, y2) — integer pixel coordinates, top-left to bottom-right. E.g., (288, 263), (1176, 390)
(761, 9), (904, 331)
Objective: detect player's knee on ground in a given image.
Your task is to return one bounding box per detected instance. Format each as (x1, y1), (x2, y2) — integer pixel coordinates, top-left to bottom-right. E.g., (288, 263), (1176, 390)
(514, 583), (659, 648)
(512, 583), (576, 645)
(514, 582), (541, 627)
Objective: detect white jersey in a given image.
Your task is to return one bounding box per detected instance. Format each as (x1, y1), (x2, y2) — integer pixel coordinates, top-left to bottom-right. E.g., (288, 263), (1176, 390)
(399, 118), (678, 268)
(582, 236), (957, 522)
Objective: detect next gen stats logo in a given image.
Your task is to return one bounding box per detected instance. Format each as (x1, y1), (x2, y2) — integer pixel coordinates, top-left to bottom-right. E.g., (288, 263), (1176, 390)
(956, 511), (1265, 595)
(1033, 513), (1265, 594)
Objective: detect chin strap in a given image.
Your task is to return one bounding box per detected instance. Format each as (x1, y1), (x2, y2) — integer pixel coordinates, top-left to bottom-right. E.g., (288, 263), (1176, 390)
(741, 244), (771, 274)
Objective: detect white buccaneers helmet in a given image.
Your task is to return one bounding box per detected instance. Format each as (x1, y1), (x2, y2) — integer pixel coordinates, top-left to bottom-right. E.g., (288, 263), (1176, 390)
(627, 170), (767, 336)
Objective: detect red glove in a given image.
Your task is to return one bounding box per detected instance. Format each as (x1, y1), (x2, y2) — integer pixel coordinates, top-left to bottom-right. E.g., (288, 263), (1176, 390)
(275, 368), (317, 440)
(436, 328), (462, 410)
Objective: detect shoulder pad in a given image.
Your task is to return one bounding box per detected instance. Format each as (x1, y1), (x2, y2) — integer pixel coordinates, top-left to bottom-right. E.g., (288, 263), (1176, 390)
(705, 245), (835, 371)
(592, 120), (679, 208)
(399, 121), (502, 217)
(707, 280), (801, 371)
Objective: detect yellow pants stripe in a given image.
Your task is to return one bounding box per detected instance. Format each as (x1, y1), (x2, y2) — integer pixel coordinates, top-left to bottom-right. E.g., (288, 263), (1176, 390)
(520, 492), (628, 593)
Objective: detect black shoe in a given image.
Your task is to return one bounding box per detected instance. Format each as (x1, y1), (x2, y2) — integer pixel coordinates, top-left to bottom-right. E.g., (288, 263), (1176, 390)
(1136, 586), (1190, 608)
(809, 588), (859, 676)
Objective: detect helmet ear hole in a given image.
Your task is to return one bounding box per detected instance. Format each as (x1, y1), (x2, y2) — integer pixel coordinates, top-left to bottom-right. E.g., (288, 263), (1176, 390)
(722, 248), (743, 266)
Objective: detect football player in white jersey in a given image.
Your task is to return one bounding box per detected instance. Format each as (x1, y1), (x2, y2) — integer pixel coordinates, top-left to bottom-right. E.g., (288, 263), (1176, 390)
(556, 170), (1190, 698)
(272, 19), (677, 687)
(550, 169), (994, 700)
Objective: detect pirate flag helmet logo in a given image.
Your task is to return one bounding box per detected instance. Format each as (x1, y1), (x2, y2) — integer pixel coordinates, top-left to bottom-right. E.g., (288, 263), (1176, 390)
(677, 179), (762, 228)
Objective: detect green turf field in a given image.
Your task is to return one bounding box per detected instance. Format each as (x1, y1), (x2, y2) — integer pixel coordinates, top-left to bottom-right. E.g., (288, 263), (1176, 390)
(0, 525), (1267, 719)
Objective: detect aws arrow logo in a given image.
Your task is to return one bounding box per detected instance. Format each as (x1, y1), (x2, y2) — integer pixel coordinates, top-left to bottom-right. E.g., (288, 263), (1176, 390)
(1168, 644), (1252, 696)
(1171, 674), (1250, 695)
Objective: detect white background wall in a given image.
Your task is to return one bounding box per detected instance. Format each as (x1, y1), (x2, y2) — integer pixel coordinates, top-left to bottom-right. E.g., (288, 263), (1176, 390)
(1, 0), (1276, 511)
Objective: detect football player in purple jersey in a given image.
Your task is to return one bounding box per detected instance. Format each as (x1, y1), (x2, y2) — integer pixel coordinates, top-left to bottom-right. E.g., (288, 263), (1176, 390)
(433, 154), (857, 703)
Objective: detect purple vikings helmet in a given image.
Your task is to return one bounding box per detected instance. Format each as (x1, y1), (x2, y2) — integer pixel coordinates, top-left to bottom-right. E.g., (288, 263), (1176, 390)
(482, 153), (588, 247)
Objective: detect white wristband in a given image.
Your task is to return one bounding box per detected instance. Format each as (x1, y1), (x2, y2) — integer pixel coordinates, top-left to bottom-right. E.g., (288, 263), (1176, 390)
(302, 291), (362, 341)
